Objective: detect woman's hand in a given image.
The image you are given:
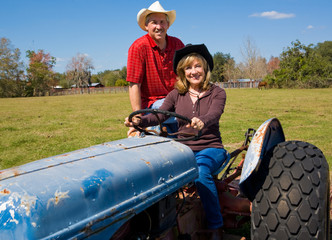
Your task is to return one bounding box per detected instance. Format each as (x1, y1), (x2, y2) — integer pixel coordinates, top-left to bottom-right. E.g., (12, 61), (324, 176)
(186, 117), (204, 131)
(124, 116), (142, 137)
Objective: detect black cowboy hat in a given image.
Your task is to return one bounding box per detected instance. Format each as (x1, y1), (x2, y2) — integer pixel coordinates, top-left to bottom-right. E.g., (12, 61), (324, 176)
(173, 44), (214, 74)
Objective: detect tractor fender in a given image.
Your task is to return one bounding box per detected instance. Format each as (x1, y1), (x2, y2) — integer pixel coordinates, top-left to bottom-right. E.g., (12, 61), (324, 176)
(239, 118), (285, 201)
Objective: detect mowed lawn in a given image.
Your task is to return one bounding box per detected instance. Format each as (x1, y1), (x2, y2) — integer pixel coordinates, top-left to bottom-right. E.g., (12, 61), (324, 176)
(0, 88), (331, 172)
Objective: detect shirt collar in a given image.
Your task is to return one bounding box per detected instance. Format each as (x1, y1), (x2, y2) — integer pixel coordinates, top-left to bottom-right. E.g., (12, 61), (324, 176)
(146, 34), (170, 51)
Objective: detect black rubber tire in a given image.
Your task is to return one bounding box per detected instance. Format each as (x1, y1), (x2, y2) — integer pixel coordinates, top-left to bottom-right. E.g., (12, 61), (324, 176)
(251, 141), (330, 240)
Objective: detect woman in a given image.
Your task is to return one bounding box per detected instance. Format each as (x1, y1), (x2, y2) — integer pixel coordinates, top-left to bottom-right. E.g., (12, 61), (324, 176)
(125, 44), (228, 237)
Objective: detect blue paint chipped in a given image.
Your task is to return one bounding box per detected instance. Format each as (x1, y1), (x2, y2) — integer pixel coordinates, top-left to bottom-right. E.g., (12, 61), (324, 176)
(82, 169), (113, 199)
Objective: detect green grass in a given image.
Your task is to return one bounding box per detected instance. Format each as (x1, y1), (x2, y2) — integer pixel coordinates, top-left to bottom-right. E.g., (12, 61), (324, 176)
(0, 88), (331, 171)
(0, 93), (130, 169)
(221, 88), (332, 170)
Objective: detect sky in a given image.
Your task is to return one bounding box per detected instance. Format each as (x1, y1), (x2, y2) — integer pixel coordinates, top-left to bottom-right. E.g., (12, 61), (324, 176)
(1, 0), (331, 74)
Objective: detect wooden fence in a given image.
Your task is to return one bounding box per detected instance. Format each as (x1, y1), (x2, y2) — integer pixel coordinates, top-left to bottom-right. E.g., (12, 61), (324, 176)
(50, 80), (262, 96)
(215, 80), (260, 89)
(51, 86), (129, 96)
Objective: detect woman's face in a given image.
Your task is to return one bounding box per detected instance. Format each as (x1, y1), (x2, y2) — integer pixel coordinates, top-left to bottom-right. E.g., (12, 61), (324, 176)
(184, 58), (206, 89)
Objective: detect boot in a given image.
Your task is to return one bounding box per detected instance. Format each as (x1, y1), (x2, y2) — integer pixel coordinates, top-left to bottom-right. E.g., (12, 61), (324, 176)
(210, 227), (223, 240)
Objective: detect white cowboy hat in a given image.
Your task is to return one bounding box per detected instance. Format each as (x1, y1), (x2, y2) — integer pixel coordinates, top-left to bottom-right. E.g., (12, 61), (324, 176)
(137, 1), (176, 31)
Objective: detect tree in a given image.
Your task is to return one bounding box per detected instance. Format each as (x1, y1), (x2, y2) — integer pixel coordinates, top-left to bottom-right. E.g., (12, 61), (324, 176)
(240, 37), (267, 80)
(269, 40), (332, 88)
(26, 50), (56, 96)
(115, 79), (129, 86)
(0, 37), (25, 97)
(315, 41), (332, 63)
(210, 52), (233, 82)
(66, 53), (94, 93)
(97, 70), (117, 86)
(223, 59), (241, 82)
(266, 56), (280, 74)
(99, 70), (116, 86)
(55, 72), (68, 88)
(94, 68), (127, 87)
(119, 66), (127, 80)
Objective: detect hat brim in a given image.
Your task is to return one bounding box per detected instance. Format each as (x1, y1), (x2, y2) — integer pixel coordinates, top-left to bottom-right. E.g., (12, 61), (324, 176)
(173, 44), (214, 74)
(137, 9), (176, 31)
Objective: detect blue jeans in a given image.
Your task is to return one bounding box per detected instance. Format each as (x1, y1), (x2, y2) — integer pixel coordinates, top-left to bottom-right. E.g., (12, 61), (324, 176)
(148, 98), (178, 136)
(194, 148), (230, 229)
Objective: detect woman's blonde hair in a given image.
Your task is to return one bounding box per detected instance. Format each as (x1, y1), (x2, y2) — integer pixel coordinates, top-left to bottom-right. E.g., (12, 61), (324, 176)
(175, 53), (211, 94)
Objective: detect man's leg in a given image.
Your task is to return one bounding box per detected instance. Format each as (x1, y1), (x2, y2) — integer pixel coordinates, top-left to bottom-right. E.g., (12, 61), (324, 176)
(149, 99), (178, 137)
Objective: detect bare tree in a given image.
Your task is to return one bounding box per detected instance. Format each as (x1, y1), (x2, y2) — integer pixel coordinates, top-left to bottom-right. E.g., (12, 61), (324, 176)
(240, 37), (267, 80)
(223, 59), (242, 82)
(66, 53), (94, 93)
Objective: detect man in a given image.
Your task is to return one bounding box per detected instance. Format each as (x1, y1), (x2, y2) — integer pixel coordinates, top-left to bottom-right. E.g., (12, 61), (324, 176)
(126, 1), (184, 136)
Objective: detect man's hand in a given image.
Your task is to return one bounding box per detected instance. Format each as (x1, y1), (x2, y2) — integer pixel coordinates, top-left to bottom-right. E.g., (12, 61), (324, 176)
(124, 116), (141, 127)
(124, 116), (142, 137)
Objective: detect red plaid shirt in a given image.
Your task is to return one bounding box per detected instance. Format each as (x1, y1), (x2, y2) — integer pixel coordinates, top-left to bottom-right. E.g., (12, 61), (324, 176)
(126, 34), (184, 109)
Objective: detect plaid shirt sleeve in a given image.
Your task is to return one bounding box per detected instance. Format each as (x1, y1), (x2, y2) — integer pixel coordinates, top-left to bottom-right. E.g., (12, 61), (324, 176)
(126, 37), (146, 84)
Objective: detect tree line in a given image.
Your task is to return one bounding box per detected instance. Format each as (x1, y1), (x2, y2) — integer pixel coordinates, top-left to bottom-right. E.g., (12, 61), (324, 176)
(209, 38), (332, 89)
(1, 37), (331, 98)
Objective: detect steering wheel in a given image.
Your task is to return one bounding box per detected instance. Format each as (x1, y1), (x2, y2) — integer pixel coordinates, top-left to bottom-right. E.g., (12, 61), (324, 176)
(128, 109), (201, 141)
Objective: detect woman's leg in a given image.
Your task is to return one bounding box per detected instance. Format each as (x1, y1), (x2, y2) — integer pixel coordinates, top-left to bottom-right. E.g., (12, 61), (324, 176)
(194, 148), (229, 229)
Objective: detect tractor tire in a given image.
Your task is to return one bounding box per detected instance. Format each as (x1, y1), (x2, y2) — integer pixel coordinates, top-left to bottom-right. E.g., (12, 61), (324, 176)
(251, 141), (330, 240)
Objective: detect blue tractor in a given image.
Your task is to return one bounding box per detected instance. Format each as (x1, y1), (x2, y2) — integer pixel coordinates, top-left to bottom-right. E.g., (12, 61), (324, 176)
(0, 111), (330, 239)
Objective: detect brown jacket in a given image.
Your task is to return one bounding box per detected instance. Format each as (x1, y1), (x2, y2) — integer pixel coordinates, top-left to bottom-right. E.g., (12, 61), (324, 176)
(140, 84), (226, 151)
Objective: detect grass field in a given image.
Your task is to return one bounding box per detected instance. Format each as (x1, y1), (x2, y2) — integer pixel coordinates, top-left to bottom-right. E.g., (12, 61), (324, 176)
(0, 88), (331, 172)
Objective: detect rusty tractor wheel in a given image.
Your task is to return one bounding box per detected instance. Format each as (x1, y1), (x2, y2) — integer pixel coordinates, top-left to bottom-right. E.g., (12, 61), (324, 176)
(251, 141), (330, 240)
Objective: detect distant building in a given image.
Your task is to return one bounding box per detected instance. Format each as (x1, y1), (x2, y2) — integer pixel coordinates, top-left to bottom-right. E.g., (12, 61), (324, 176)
(52, 85), (65, 92)
(71, 83), (104, 88)
(237, 78), (251, 82)
(89, 83), (104, 88)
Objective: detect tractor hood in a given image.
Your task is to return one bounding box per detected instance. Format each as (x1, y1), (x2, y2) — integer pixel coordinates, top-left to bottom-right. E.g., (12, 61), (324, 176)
(0, 136), (198, 239)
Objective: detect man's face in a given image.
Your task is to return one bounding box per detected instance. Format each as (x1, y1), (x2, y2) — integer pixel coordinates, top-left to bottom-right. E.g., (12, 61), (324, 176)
(145, 13), (169, 43)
